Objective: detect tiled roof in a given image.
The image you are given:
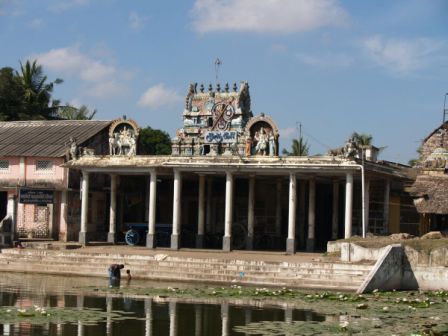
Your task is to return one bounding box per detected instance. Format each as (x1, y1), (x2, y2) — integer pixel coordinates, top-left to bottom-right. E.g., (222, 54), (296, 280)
(0, 120), (111, 157)
(409, 174), (448, 214)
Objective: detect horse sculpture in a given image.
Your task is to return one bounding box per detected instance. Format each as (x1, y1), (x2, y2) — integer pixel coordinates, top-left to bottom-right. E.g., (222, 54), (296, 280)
(109, 133), (120, 155)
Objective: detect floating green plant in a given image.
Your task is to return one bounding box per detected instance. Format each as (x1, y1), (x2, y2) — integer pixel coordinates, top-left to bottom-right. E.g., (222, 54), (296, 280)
(0, 306), (134, 325)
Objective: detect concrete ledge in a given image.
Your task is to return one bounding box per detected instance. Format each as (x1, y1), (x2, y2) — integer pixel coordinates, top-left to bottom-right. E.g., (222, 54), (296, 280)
(357, 244), (404, 294)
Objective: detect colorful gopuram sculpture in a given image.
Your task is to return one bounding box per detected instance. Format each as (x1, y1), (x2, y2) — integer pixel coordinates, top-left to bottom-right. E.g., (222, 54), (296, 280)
(172, 82), (279, 157)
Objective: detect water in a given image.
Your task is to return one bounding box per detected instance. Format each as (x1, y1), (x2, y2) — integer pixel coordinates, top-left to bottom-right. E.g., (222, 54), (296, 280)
(0, 273), (325, 336)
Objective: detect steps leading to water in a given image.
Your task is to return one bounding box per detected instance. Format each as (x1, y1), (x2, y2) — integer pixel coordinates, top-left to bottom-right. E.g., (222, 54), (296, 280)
(0, 248), (373, 291)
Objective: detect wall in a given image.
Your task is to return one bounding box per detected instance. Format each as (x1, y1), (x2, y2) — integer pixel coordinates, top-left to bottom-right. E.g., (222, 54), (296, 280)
(420, 123), (448, 161)
(25, 157), (66, 188)
(0, 157), (20, 187)
(337, 242), (448, 292)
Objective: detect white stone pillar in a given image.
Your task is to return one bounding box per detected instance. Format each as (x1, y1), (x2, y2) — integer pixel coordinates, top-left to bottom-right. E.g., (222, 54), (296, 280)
(298, 180), (306, 249)
(59, 191), (68, 241)
(196, 174), (206, 248)
(275, 179), (282, 236)
(331, 180), (339, 239)
(79, 171), (89, 245)
(246, 175), (255, 250)
(171, 170), (182, 249)
(48, 203), (54, 239)
(147, 170), (157, 248)
(344, 172), (353, 239)
(19, 157), (25, 186)
(364, 178), (370, 235)
(286, 173), (296, 254)
(383, 179), (390, 232)
(108, 174), (117, 243)
(223, 171), (233, 251)
(6, 193), (17, 242)
(306, 178), (316, 252)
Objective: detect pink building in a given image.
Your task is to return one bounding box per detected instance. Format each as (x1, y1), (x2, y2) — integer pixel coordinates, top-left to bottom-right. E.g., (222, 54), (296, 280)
(0, 120), (110, 244)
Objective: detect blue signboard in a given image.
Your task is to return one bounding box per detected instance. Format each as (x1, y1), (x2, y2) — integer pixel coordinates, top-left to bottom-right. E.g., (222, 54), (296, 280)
(204, 131), (237, 144)
(19, 188), (54, 205)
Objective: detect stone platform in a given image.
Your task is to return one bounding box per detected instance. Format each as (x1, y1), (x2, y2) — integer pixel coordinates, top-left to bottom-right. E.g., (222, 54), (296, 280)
(0, 244), (374, 292)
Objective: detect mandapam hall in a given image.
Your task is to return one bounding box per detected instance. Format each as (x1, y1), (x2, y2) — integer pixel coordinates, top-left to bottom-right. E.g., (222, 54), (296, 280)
(61, 82), (417, 253)
(0, 82), (418, 253)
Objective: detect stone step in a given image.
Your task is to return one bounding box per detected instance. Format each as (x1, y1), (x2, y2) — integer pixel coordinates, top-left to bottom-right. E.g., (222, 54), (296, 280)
(0, 255), (371, 279)
(0, 249), (372, 271)
(0, 249), (371, 292)
(0, 263), (361, 291)
(0, 259), (367, 285)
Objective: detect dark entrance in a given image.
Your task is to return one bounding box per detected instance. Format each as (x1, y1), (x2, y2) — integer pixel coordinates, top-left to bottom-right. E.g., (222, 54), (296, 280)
(0, 192), (7, 221)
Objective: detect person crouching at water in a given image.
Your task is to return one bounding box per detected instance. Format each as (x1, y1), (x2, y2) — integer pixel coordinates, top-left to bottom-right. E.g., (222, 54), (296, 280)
(108, 264), (124, 287)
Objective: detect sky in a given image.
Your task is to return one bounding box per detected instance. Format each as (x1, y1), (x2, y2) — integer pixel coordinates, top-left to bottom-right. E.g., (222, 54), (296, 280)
(1, 0), (447, 164)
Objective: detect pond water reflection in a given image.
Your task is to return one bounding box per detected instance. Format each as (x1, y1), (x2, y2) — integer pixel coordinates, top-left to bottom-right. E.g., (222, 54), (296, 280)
(0, 273), (325, 336)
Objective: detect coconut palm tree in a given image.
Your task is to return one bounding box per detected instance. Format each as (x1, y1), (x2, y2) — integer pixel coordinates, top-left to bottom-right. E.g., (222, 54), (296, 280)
(16, 60), (63, 119)
(282, 137), (310, 156)
(351, 132), (373, 147)
(57, 104), (97, 120)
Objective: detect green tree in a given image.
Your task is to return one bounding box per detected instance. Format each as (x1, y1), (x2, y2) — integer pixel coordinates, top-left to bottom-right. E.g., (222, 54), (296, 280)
(57, 104), (97, 120)
(138, 126), (172, 155)
(351, 132), (373, 147)
(16, 60), (63, 119)
(282, 137), (310, 156)
(0, 67), (25, 121)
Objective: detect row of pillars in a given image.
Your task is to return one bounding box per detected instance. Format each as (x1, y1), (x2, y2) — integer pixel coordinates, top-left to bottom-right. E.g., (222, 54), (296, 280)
(79, 170), (380, 254)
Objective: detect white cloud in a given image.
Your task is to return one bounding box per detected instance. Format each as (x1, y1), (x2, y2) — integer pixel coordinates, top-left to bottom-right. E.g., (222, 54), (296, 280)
(32, 46), (116, 82)
(88, 81), (125, 99)
(48, 0), (89, 12)
(138, 84), (183, 109)
(31, 45), (128, 98)
(28, 18), (44, 29)
(296, 52), (353, 68)
(191, 0), (349, 34)
(362, 35), (444, 74)
(129, 11), (149, 31)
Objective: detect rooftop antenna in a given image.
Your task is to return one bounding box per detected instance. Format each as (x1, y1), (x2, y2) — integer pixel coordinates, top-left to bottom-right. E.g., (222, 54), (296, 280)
(214, 58), (222, 84)
(296, 122), (302, 141)
(443, 93), (448, 123)
(442, 93), (448, 147)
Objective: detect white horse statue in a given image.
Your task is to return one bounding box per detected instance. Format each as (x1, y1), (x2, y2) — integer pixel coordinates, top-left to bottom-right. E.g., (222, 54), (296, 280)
(109, 133), (120, 155)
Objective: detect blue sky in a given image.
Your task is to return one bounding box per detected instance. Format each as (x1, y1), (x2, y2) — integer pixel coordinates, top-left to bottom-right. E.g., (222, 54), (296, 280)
(1, 0), (447, 163)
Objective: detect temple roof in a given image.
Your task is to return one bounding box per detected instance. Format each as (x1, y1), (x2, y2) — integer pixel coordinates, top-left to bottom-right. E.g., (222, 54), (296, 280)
(0, 120), (111, 157)
(409, 175), (448, 214)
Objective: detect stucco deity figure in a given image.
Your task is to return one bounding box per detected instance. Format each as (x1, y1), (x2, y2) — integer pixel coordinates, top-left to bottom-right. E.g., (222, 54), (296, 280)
(343, 137), (358, 158)
(245, 135), (252, 156)
(127, 135), (136, 156)
(268, 131), (276, 157)
(255, 127), (268, 155)
(69, 137), (78, 160)
(120, 126), (131, 139)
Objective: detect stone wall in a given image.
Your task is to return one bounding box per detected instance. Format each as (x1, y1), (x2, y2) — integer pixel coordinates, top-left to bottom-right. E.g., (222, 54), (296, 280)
(420, 123), (448, 161)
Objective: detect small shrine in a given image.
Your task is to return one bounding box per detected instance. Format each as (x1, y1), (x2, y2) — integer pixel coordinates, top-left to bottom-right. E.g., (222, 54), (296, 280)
(108, 118), (139, 156)
(171, 82), (279, 157)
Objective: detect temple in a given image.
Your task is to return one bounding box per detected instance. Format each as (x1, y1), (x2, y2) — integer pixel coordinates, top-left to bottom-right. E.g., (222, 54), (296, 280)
(0, 82), (419, 253)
